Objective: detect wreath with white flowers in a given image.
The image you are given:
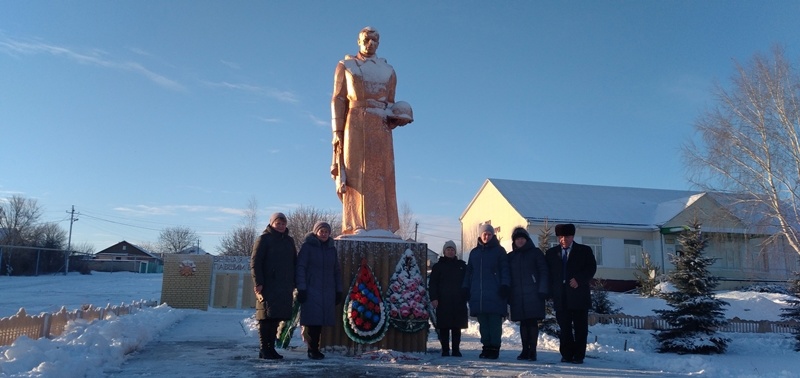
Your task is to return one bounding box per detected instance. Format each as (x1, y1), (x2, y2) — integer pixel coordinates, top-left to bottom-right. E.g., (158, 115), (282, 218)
(342, 258), (389, 344)
(386, 249), (430, 333)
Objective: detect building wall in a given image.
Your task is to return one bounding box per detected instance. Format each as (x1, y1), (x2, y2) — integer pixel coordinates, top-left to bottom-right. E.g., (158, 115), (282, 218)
(460, 182), (527, 259)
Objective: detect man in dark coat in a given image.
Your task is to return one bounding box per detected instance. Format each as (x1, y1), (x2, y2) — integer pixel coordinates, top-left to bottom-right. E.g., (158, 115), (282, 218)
(250, 212), (297, 360)
(296, 221), (343, 360)
(428, 240), (468, 357)
(462, 224), (510, 359)
(545, 223), (597, 364)
(508, 226), (549, 361)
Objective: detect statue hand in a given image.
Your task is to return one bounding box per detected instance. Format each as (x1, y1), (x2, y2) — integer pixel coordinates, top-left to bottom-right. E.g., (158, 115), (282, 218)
(332, 131), (344, 146)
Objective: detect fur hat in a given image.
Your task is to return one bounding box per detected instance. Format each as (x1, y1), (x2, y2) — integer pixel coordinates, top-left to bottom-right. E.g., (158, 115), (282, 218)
(313, 221), (332, 234)
(555, 223), (576, 237)
(442, 240), (457, 254)
(269, 212), (287, 225)
(511, 227), (529, 241)
(479, 224), (495, 235)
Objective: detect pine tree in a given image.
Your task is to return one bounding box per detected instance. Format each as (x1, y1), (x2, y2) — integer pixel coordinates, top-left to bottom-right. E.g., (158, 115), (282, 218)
(591, 279), (621, 324)
(538, 219), (559, 337)
(653, 220), (730, 354)
(633, 251), (661, 297)
(780, 271), (800, 351)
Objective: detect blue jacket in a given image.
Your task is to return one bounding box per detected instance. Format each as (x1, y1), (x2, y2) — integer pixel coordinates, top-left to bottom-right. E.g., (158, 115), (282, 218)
(462, 235), (510, 317)
(296, 233), (343, 326)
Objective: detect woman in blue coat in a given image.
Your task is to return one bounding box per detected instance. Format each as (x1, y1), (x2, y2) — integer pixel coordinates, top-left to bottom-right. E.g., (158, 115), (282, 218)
(462, 224), (510, 359)
(508, 226), (549, 361)
(296, 221), (343, 360)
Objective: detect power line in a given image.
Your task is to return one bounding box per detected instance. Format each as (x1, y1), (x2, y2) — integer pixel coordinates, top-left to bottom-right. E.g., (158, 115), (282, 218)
(79, 213), (163, 231)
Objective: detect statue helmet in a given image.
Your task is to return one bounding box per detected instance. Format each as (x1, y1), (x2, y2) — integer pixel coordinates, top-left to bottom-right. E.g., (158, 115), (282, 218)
(389, 101), (413, 123)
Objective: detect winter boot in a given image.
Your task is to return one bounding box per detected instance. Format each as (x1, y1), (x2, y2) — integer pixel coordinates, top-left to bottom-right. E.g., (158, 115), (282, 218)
(307, 326), (325, 360)
(528, 323), (539, 361)
(439, 328), (450, 356)
(517, 323), (530, 360)
(479, 345), (489, 359)
(451, 329), (462, 357)
(258, 320), (283, 360)
(488, 347), (500, 360)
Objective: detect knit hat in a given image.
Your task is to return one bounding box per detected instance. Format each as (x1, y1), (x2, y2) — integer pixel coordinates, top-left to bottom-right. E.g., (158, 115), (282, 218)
(511, 227), (529, 241)
(313, 221), (332, 234)
(442, 240), (457, 254)
(479, 224), (495, 235)
(555, 223), (576, 236)
(269, 212), (287, 225)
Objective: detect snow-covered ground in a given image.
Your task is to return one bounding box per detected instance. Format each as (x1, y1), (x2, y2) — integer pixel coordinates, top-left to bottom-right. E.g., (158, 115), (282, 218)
(0, 272), (798, 377)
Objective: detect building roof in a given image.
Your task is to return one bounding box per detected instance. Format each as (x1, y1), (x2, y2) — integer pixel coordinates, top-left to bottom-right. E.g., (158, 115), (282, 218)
(484, 178), (703, 228)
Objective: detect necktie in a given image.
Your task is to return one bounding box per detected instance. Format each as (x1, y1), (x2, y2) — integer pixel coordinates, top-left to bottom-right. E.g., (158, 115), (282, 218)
(562, 248), (569, 283)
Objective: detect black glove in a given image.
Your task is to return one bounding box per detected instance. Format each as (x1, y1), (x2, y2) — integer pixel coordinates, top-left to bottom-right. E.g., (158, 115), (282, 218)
(335, 292), (343, 305)
(498, 285), (510, 300)
(297, 290), (308, 303)
(461, 288), (471, 302)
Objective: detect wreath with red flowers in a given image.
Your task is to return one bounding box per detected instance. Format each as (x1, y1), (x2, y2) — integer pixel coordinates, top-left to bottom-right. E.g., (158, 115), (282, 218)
(342, 258), (389, 344)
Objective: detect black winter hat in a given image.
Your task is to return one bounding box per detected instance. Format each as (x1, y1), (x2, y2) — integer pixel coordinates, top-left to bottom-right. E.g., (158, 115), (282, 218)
(555, 223), (576, 236)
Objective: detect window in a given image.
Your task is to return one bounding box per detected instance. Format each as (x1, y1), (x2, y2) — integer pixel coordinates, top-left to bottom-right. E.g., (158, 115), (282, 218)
(624, 239), (643, 267)
(582, 236), (603, 265)
(710, 240), (742, 269)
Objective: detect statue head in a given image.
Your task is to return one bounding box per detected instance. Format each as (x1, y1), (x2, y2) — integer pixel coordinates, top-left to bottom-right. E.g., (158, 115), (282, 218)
(358, 26), (380, 57)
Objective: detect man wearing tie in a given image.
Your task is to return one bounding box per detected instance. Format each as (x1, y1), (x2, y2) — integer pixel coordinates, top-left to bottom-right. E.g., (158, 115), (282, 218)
(545, 224), (597, 364)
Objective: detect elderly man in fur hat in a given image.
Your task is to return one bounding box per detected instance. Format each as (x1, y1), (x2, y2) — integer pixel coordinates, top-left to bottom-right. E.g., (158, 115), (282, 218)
(545, 224), (597, 365)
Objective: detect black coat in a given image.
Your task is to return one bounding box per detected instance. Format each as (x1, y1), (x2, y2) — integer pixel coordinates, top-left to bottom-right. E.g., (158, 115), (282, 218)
(428, 256), (468, 329)
(296, 233), (343, 326)
(545, 242), (597, 311)
(250, 225), (297, 320)
(508, 237), (549, 321)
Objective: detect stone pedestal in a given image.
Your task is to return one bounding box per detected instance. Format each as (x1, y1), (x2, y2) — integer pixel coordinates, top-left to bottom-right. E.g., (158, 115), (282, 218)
(321, 236), (429, 355)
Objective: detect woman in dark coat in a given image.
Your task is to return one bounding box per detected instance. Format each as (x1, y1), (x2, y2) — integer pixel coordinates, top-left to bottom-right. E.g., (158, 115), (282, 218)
(428, 240), (468, 357)
(462, 224), (510, 359)
(250, 212), (297, 360)
(508, 226), (549, 361)
(296, 221), (343, 360)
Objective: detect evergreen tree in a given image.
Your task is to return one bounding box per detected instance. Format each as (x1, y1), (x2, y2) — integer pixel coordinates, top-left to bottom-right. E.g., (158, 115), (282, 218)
(653, 220), (730, 354)
(591, 279), (621, 323)
(781, 271), (800, 351)
(633, 251), (661, 297)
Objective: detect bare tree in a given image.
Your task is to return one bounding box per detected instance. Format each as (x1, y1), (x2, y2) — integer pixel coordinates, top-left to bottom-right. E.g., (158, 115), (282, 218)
(285, 205), (342, 252)
(31, 222), (67, 249)
(0, 195), (43, 246)
(158, 226), (200, 253)
(71, 241), (95, 254)
(218, 197), (259, 256)
(683, 46), (800, 257)
(395, 201), (416, 240)
(136, 241), (160, 254)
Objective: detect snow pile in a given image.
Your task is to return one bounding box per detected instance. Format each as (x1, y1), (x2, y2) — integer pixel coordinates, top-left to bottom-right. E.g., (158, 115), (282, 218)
(0, 305), (186, 377)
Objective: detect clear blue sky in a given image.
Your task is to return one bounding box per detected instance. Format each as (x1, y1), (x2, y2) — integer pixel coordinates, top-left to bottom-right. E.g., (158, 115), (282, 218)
(2, 1), (799, 254)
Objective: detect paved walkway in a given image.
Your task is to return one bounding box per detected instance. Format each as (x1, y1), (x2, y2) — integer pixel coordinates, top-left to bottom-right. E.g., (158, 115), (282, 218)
(112, 310), (687, 377)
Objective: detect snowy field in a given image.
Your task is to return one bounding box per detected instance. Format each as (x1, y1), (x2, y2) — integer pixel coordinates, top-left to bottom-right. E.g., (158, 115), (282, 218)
(1, 272), (798, 377)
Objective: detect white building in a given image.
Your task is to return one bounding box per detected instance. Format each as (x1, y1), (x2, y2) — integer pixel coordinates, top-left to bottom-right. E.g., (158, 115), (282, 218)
(460, 178), (799, 290)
